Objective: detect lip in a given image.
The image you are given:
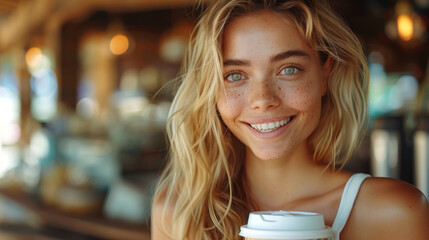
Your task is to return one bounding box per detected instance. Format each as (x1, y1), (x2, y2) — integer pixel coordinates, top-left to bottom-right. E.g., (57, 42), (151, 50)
(244, 116), (295, 139)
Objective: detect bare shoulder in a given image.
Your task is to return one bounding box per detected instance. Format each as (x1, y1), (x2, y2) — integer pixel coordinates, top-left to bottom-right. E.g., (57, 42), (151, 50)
(361, 177), (428, 209)
(151, 187), (175, 240)
(343, 177), (429, 240)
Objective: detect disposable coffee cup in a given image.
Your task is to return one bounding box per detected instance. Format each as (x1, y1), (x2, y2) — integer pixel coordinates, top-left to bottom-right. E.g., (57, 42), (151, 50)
(240, 210), (333, 240)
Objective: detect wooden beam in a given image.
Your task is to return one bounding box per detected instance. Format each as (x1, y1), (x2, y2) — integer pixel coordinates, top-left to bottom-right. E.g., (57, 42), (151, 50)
(0, 0), (200, 52)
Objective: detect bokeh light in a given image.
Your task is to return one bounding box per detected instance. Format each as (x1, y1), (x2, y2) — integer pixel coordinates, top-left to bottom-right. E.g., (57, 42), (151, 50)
(76, 97), (99, 118)
(30, 69), (58, 96)
(0, 122), (21, 145)
(397, 14), (413, 41)
(25, 47), (43, 67)
(109, 34), (129, 55)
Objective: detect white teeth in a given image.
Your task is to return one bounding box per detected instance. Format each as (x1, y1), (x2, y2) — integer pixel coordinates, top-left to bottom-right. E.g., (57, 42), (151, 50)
(250, 117), (292, 133)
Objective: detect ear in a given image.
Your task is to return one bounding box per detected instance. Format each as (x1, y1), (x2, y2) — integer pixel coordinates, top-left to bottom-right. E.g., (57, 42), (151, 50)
(321, 56), (334, 96)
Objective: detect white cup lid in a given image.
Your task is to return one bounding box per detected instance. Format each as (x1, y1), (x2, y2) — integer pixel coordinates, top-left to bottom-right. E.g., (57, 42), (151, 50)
(239, 210), (333, 239)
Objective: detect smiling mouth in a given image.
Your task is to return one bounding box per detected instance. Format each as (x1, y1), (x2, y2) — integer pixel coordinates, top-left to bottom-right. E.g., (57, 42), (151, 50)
(249, 117), (293, 133)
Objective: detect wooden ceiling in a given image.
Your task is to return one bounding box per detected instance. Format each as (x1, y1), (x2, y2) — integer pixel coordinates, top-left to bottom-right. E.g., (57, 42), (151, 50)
(0, 0), (26, 15)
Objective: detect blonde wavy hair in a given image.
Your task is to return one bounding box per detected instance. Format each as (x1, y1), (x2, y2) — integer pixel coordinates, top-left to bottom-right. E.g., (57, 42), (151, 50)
(153, 0), (369, 239)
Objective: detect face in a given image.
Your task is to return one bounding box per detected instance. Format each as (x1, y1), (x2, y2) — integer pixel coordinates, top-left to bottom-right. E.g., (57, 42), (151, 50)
(217, 10), (330, 161)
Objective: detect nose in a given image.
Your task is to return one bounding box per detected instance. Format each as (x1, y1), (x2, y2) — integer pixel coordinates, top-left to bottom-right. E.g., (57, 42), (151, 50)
(249, 78), (280, 111)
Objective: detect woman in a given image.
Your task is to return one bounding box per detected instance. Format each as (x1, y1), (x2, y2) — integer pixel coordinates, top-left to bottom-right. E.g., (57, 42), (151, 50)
(152, 0), (429, 239)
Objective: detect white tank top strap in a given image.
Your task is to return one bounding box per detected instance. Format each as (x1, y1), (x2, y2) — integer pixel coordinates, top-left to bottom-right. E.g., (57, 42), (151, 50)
(331, 173), (371, 240)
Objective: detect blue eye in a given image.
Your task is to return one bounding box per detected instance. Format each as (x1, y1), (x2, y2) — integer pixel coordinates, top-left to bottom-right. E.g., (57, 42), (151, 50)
(280, 66), (299, 75)
(226, 73), (245, 82)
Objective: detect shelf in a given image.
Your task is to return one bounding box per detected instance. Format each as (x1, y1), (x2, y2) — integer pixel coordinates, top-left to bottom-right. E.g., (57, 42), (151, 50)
(0, 189), (150, 240)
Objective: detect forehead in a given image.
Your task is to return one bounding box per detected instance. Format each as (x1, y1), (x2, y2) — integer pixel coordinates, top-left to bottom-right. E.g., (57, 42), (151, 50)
(222, 10), (313, 59)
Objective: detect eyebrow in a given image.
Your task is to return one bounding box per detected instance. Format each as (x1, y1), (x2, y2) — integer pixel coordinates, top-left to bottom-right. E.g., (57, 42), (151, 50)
(223, 59), (250, 67)
(223, 49), (310, 67)
(270, 50), (310, 62)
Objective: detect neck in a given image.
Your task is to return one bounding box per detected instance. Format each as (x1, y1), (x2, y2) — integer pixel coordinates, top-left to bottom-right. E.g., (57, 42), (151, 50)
(244, 143), (327, 210)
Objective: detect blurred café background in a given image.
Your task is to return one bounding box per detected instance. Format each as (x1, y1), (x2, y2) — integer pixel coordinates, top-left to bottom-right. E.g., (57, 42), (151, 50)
(0, 0), (428, 239)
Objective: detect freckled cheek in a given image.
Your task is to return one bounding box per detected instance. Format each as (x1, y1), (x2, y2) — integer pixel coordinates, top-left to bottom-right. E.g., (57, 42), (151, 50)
(283, 86), (322, 127)
(216, 90), (244, 120)
(282, 85), (321, 110)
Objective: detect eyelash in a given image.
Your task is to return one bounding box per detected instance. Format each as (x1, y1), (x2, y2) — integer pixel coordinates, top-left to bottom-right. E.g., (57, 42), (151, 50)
(224, 71), (246, 82)
(278, 65), (302, 76)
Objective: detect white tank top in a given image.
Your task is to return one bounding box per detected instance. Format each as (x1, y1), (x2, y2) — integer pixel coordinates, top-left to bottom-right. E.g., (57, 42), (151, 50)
(331, 173), (371, 240)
